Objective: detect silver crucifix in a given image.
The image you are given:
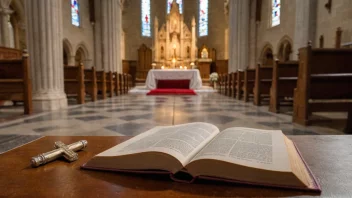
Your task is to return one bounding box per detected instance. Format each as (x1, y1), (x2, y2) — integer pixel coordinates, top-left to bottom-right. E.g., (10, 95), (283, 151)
(31, 140), (88, 167)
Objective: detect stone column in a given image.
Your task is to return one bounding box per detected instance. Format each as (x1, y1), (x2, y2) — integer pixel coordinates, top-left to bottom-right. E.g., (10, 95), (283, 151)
(12, 19), (20, 49)
(191, 17), (196, 62)
(224, 28), (229, 60)
(166, 20), (170, 60)
(25, 0), (67, 111)
(121, 31), (125, 60)
(239, 0), (250, 70)
(248, 0), (257, 68)
(180, 15), (184, 61)
(228, 0), (238, 72)
(229, 0), (250, 71)
(293, 0), (317, 60)
(0, 0), (13, 47)
(224, 1), (229, 60)
(117, 0), (122, 73)
(154, 17), (159, 62)
(99, 0), (120, 72)
(93, 0), (102, 71)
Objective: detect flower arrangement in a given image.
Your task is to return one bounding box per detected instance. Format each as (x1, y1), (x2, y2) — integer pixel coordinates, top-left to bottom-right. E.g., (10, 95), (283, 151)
(209, 72), (219, 82)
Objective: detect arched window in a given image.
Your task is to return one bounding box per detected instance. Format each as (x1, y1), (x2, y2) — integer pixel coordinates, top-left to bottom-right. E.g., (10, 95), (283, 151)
(199, 0), (208, 37)
(167, 0), (183, 14)
(71, 0), (80, 27)
(141, 0), (151, 37)
(271, 0), (280, 27)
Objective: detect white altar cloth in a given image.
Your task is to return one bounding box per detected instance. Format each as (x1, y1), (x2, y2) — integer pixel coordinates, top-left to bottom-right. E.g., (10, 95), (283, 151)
(145, 69), (203, 90)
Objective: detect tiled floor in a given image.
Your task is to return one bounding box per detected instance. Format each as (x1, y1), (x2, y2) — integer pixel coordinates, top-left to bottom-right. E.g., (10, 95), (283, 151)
(0, 92), (346, 153)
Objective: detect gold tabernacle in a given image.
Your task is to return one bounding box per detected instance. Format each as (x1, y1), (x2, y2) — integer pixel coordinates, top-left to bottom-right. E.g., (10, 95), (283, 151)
(31, 140), (88, 167)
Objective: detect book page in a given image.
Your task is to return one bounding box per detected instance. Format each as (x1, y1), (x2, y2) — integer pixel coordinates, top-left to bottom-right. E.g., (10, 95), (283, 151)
(96, 122), (219, 166)
(190, 127), (291, 172)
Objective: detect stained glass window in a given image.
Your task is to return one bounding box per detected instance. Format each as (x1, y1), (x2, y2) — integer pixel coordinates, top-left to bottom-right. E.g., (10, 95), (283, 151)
(141, 0), (151, 37)
(167, 0), (183, 14)
(71, 0), (80, 27)
(199, 0), (208, 37)
(272, 0), (281, 27)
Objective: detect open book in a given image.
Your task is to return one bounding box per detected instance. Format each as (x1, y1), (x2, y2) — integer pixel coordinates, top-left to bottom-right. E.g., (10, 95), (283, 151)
(82, 123), (321, 192)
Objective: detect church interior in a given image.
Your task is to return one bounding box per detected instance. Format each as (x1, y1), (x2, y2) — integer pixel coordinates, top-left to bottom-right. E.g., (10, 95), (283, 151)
(0, 0), (352, 196)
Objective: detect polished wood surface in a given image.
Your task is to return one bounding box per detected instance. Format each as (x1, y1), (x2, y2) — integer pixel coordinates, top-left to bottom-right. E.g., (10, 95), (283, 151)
(197, 61), (211, 80)
(214, 60), (228, 74)
(64, 64), (85, 104)
(254, 64), (273, 106)
(293, 45), (352, 127)
(1, 136), (352, 197)
(243, 69), (255, 102)
(137, 44), (152, 80)
(84, 67), (97, 102)
(96, 71), (107, 99)
(269, 60), (298, 113)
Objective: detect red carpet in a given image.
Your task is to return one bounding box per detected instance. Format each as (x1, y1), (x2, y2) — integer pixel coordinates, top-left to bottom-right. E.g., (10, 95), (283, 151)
(147, 89), (197, 95)
(157, 80), (190, 89)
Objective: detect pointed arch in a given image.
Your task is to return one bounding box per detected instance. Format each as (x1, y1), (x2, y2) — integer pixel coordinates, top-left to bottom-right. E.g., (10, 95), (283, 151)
(74, 42), (90, 66)
(62, 38), (74, 65)
(63, 38), (74, 57)
(277, 36), (293, 61)
(259, 43), (274, 67)
(75, 42), (90, 60)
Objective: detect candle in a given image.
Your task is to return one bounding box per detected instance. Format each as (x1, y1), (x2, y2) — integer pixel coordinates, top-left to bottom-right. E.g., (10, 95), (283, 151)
(180, 66), (183, 69)
(161, 66), (165, 70)
(185, 66), (187, 70)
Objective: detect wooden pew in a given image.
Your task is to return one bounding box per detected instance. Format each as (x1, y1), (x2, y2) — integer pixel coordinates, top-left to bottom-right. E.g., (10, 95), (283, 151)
(0, 48), (32, 114)
(236, 70), (244, 100)
(113, 72), (120, 96)
(346, 109), (352, 134)
(227, 72), (233, 97)
(106, 72), (114, 97)
(118, 73), (124, 95)
(243, 69), (255, 102)
(124, 73), (128, 93)
(230, 72), (237, 98)
(64, 64), (85, 104)
(224, 74), (228, 96)
(293, 43), (352, 129)
(218, 74), (223, 94)
(96, 71), (107, 99)
(125, 74), (130, 92)
(269, 60), (299, 113)
(254, 64), (273, 106)
(84, 67), (97, 102)
(128, 74), (133, 90)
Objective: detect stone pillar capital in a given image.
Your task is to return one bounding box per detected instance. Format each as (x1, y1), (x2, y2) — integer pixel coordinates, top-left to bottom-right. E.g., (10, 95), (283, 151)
(0, 7), (13, 15)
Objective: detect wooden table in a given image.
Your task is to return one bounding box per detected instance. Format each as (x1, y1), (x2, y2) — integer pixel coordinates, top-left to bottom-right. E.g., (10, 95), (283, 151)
(1, 136), (352, 197)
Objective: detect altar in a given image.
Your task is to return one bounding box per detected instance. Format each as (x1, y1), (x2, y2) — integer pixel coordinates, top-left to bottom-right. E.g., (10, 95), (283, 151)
(145, 69), (202, 90)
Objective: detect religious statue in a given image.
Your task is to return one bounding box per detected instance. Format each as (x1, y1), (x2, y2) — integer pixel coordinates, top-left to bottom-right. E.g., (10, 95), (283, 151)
(201, 48), (209, 59)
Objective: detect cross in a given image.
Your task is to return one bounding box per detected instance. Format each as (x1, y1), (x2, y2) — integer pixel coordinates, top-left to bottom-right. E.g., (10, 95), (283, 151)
(31, 140), (88, 167)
